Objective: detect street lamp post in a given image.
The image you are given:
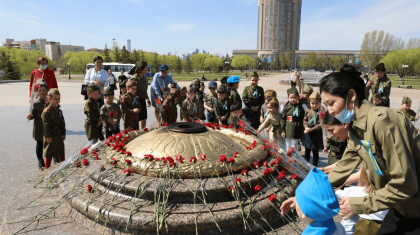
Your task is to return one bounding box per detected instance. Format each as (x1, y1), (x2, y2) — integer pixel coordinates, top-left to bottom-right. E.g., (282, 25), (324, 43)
(68, 63), (71, 80)
(225, 60), (229, 76)
(402, 65), (408, 85)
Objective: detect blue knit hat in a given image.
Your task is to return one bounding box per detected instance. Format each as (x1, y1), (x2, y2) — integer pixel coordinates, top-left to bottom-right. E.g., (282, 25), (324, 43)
(227, 76), (240, 84)
(208, 81), (217, 88)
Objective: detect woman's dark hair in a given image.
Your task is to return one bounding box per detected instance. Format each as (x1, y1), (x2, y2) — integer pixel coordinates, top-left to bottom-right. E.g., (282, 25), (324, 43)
(323, 111), (342, 125)
(319, 64), (366, 105)
(37, 57), (48, 65)
(93, 56), (104, 63)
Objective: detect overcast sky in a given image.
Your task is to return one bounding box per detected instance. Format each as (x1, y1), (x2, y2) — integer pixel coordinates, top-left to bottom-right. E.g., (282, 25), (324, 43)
(1, 0), (420, 56)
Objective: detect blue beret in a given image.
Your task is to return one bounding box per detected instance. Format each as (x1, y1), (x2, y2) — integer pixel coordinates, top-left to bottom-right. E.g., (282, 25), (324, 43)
(296, 167), (339, 221)
(159, 64), (169, 71)
(227, 76), (240, 84)
(208, 81), (217, 87)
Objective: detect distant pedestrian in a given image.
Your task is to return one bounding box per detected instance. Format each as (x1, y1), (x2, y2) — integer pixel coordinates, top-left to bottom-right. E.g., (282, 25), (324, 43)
(290, 71), (298, 88)
(27, 79), (49, 170)
(29, 57), (58, 100)
(107, 69), (117, 91)
(297, 71), (304, 94)
(118, 69), (128, 93)
(362, 74), (370, 100)
(84, 56), (108, 100)
(42, 88), (66, 170)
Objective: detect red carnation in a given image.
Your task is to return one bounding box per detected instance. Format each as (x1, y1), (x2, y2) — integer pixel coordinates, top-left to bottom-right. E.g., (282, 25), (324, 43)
(34, 84), (40, 92)
(262, 161), (268, 167)
(145, 154), (154, 161)
(233, 151), (239, 158)
(230, 186), (235, 193)
(163, 123), (168, 127)
(100, 165), (105, 171)
(234, 178), (242, 185)
(189, 157), (197, 164)
(241, 169), (249, 176)
(109, 111), (114, 118)
(262, 145), (270, 150)
(124, 169), (131, 176)
(219, 155), (227, 163)
(110, 158), (118, 166)
(319, 112), (326, 120)
(291, 174), (298, 179)
(227, 158), (235, 164)
(287, 159), (291, 162)
(126, 151), (132, 156)
(268, 194), (277, 202)
(169, 162), (176, 167)
(263, 168), (273, 176)
(199, 154), (206, 161)
(105, 142), (110, 146)
(75, 160), (81, 168)
(82, 158), (89, 166)
(125, 159), (132, 165)
(80, 147), (89, 155)
(253, 162), (260, 169)
(286, 147), (294, 157)
(290, 167), (294, 170)
(122, 130), (128, 134)
(246, 146), (252, 150)
(276, 156), (282, 162)
(154, 97), (161, 105)
(87, 185), (93, 193)
(143, 128), (148, 131)
(95, 156), (99, 160)
(228, 124), (234, 129)
(254, 185), (262, 193)
(222, 124), (228, 128)
(278, 172), (286, 180)
(252, 140), (257, 149)
(238, 120), (245, 127)
(270, 161), (279, 167)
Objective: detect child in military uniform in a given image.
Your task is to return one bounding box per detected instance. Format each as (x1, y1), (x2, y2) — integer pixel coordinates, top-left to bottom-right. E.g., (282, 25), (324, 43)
(27, 79), (49, 170)
(204, 81), (218, 123)
(367, 63), (391, 107)
(280, 87), (304, 151)
(121, 80), (142, 130)
(256, 97), (282, 146)
(191, 79), (206, 121)
(242, 74), (264, 129)
(181, 85), (204, 122)
(179, 86), (188, 121)
(84, 85), (104, 142)
(372, 93), (383, 106)
(302, 92), (324, 166)
(100, 87), (122, 138)
(227, 76), (242, 117)
(300, 85), (313, 110)
(260, 90), (277, 132)
(399, 96), (419, 121)
(118, 80), (127, 121)
(42, 88), (66, 169)
(214, 85), (230, 126)
(161, 84), (181, 126)
(321, 110), (348, 165)
(229, 97), (254, 129)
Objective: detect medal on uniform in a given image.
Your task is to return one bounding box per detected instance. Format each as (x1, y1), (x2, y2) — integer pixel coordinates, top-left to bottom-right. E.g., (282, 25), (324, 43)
(360, 140), (383, 176)
(193, 102), (197, 112)
(293, 107), (299, 117)
(309, 112), (318, 125)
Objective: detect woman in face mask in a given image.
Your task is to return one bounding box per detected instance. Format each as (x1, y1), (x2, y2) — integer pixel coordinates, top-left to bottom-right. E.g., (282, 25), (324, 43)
(319, 64), (420, 235)
(29, 57), (58, 100)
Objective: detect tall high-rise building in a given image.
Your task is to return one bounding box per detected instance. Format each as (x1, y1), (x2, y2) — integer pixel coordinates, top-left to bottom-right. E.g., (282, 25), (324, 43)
(127, 39), (131, 52)
(257, 0), (302, 51)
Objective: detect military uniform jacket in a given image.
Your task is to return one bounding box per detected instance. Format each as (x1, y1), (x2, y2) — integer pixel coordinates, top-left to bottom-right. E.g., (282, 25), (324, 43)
(203, 93), (217, 110)
(121, 93), (142, 115)
(280, 103), (304, 139)
(214, 98), (230, 120)
(399, 108), (417, 121)
(258, 112), (282, 142)
(242, 86), (264, 110)
(326, 137), (347, 165)
(161, 98), (177, 125)
(131, 74), (149, 100)
(181, 98), (204, 121)
(367, 75), (391, 101)
(303, 108), (322, 131)
(84, 98), (104, 141)
(100, 102), (122, 131)
(30, 98), (47, 141)
(328, 102), (420, 218)
(42, 105), (66, 158)
(228, 88), (242, 108)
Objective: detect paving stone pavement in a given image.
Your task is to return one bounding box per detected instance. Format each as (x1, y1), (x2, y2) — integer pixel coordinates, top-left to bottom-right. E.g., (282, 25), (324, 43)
(0, 74), (418, 234)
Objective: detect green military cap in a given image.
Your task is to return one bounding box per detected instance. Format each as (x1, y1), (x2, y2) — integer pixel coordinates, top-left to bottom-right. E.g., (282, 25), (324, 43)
(303, 85), (313, 95)
(217, 85), (227, 93)
(48, 88), (60, 95)
(86, 85), (99, 94)
(136, 61), (148, 68)
(287, 87), (299, 96)
(120, 80), (127, 88)
(309, 91), (321, 100)
(402, 96), (412, 104)
(268, 97), (279, 105)
(264, 89), (277, 98)
(372, 93), (382, 99)
(104, 87), (114, 96)
(126, 80), (137, 87)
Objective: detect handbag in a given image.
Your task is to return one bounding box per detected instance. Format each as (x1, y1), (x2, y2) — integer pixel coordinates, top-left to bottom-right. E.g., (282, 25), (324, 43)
(81, 68), (93, 95)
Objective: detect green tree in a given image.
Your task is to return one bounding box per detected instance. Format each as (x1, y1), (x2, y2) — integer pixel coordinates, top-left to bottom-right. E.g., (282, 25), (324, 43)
(231, 54), (253, 75)
(103, 44), (111, 62)
(131, 49), (139, 64)
(64, 51), (101, 74)
(113, 46), (120, 62)
(191, 53), (207, 73)
(0, 51), (21, 80)
(174, 56), (183, 75)
(380, 48), (420, 78)
(185, 55), (192, 75)
(280, 52), (291, 71)
(152, 53), (160, 73)
(204, 55), (223, 75)
(121, 46), (130, 63)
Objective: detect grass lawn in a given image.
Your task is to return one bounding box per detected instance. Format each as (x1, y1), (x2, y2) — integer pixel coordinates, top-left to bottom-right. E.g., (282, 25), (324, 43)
(371, 75), (420, 89)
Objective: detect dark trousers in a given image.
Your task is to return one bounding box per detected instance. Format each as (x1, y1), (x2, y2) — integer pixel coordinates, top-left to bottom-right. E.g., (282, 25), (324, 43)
(291, 81), (296, 88)
(251, 109), (261, 129)
(36, 141), (45, 167)
(382, 99), (390, 107)
(304, 148), (320, 166)
(377, 208), (420, 235)
(106, 128), (121, 138)
(207, 111), (217, 123)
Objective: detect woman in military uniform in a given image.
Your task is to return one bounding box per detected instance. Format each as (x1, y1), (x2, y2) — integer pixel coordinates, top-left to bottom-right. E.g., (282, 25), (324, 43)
(366, 63), (391, 107)
(319, 64), (420, 235)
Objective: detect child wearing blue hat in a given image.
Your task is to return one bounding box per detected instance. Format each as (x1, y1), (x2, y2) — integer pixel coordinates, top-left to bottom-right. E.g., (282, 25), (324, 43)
(281, 167), (346, 235)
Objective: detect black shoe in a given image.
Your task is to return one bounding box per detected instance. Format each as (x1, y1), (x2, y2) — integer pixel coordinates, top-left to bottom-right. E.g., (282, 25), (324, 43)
(38, 162), (45, 171)
(53, 156), (59, 164)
